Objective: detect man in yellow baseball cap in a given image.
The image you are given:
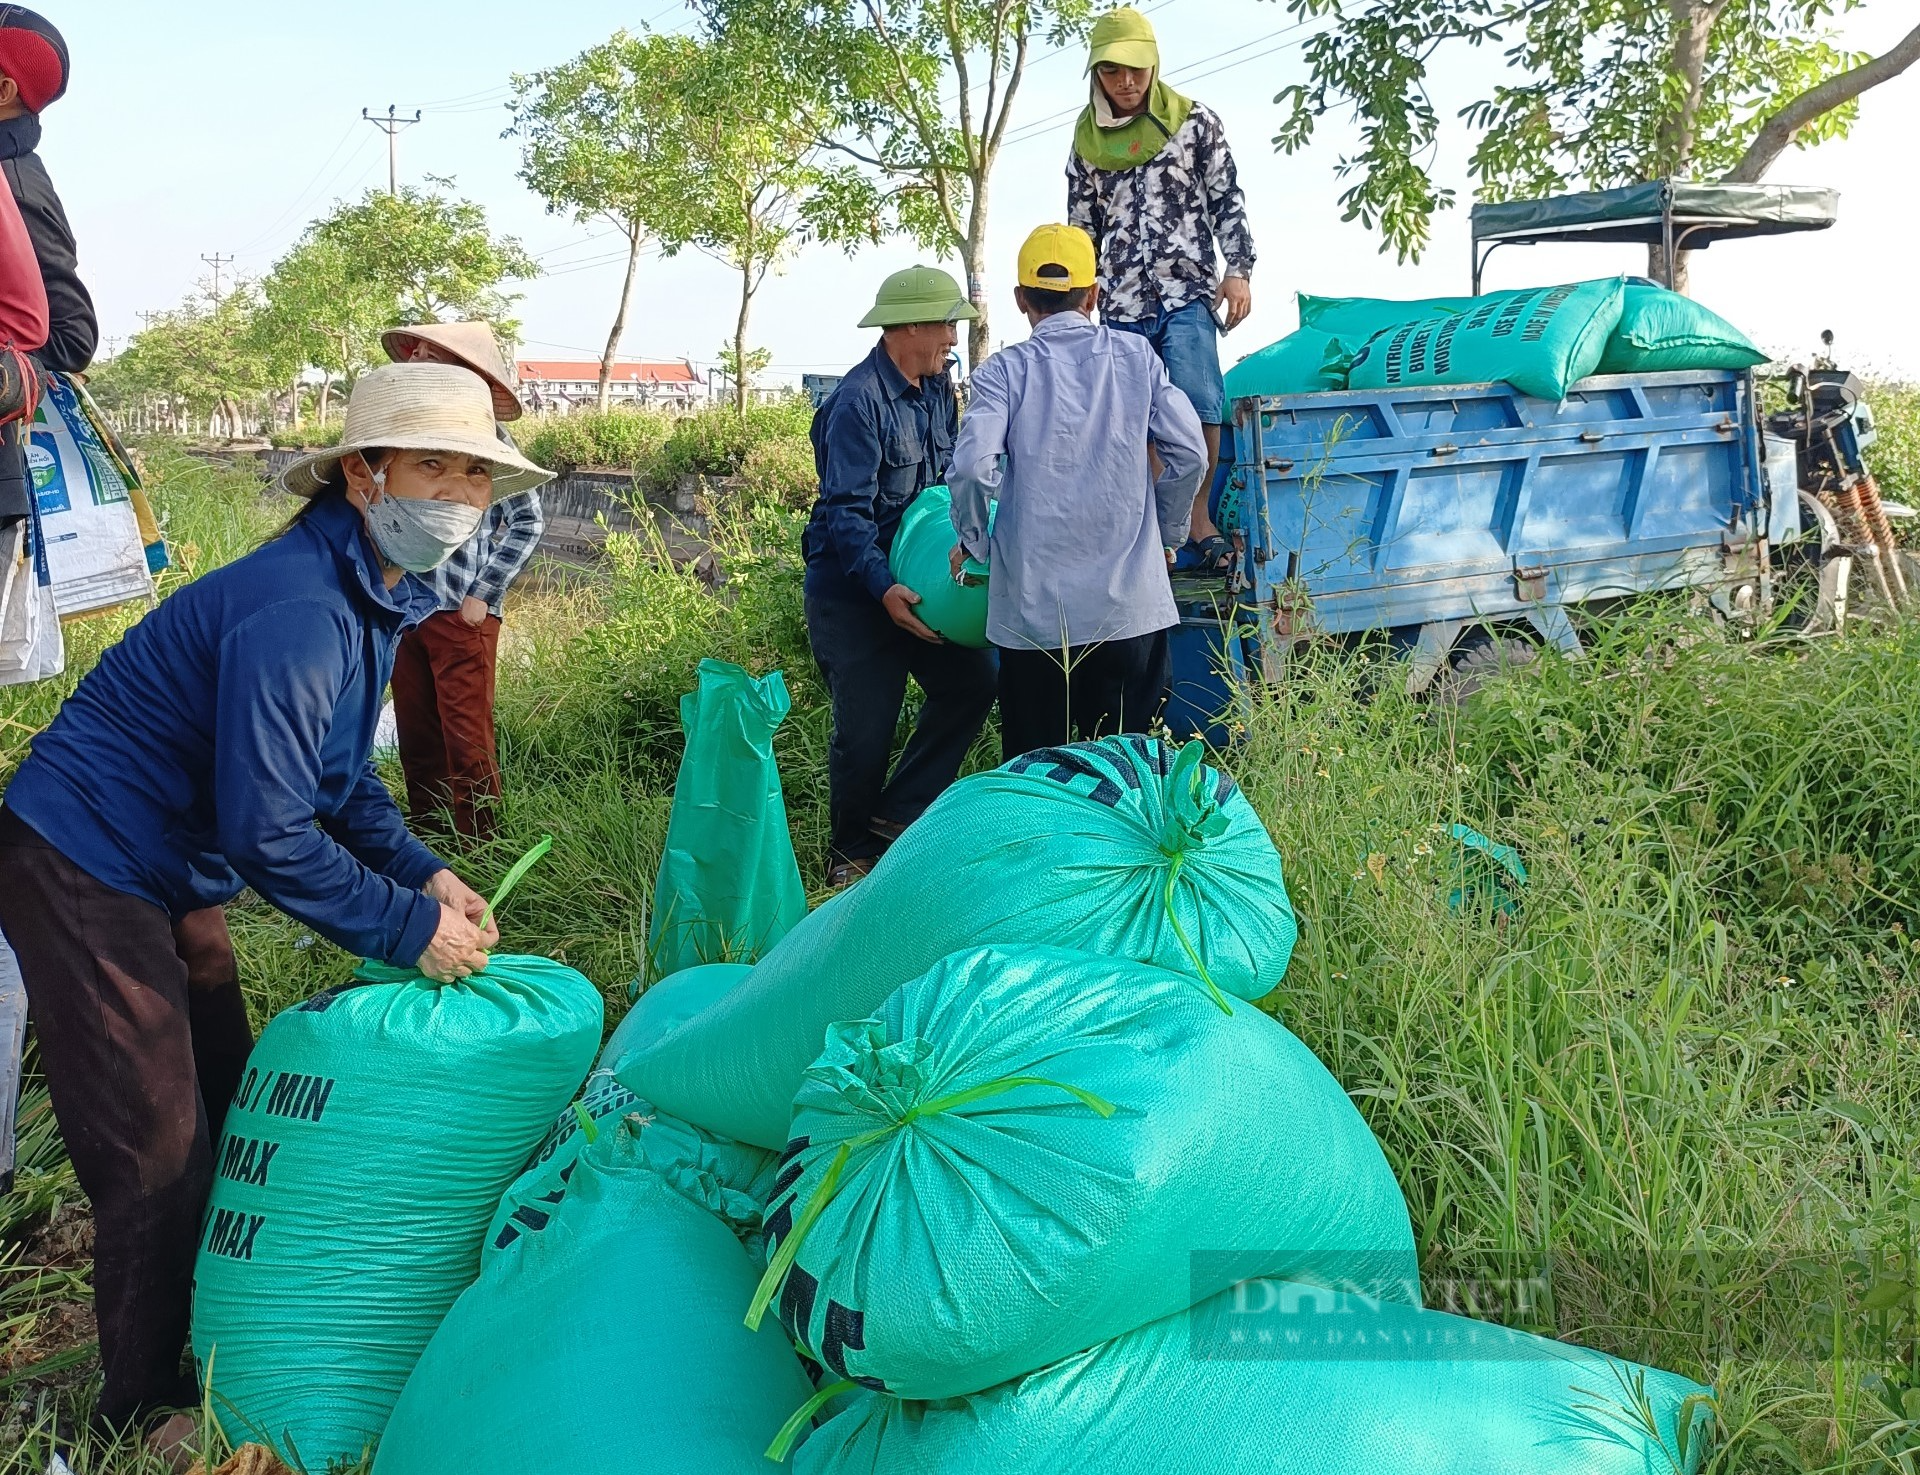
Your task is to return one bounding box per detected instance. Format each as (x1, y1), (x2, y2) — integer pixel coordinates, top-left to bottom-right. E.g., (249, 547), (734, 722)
(947, 223), (1206, 758)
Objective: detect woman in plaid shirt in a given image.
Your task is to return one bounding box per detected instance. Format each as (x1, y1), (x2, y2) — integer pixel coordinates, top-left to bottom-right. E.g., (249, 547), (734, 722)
(382, 323), (545, 842)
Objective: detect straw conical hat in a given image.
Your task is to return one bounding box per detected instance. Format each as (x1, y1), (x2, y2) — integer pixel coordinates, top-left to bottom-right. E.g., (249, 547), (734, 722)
(381, 320), (523, 422)
(277, 363), (552, 501)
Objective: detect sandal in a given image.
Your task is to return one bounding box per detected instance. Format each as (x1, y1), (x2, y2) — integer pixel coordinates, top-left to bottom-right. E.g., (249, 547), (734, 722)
(1173, 534), (1234, 573)
(826, 857), (878, 890)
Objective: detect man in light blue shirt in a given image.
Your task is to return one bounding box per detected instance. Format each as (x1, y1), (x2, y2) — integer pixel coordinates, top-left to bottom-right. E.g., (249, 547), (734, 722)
(949, 223), (1207, 759)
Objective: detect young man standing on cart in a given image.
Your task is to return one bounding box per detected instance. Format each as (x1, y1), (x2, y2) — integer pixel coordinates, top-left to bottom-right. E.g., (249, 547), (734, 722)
(1067, 5), (1255, 572)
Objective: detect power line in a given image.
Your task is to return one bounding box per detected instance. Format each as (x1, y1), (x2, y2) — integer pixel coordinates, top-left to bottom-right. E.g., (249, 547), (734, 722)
(362, 105), (423, 196)
(232, 119), (362, 256)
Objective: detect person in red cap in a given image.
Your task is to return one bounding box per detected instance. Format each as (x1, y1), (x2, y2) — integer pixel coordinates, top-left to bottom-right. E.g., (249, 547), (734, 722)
(0, 7), (94, 526)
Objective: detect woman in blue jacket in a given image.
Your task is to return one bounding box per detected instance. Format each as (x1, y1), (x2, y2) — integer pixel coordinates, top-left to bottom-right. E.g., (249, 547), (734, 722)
(0, 362), (553, 1442)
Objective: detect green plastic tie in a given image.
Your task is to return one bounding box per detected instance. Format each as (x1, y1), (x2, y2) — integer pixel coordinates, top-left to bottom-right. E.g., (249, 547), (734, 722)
(479, 834), (553, 933)
(572, 1100), (598, 1145)
(1162, 853), (1233, 1015)
(744, 1074), (1114, 1335)
(765, 1378), (858, 1462)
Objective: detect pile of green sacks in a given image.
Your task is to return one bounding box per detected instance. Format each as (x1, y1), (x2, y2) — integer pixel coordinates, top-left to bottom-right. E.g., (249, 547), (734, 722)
(205, 722), (1715, 1472)
(1223, 278), (1767, 403)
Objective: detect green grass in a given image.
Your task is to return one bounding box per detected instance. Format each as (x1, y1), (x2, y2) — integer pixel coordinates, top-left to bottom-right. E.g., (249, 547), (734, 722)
(3, 420), (1920, 1471)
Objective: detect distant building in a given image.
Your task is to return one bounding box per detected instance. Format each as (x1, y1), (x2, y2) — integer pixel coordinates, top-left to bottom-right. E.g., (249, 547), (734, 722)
(516, 358), (706, 413)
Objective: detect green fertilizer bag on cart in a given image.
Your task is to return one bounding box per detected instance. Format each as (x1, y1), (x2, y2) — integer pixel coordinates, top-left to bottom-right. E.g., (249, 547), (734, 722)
(649, 659), (808, 977)
(790, 1288), (1713, 1475)
(1597, 283), (1767, 374)
(1347, 277), (1626, 401)
(887, 484), (990, 648)
(751, 943), (1419, 1400)
(191, 843), (602, 1468)
(1223, 328), (1356, 400)
(376, 1117), (816, 1475)
(618, 737), (1299, 1149)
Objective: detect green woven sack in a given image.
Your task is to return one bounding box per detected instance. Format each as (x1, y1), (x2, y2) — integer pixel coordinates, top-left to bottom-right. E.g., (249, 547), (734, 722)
(618, 737), (1298, 1149)
(1297, 291), (1481, 339)
(1223, 329), (1355, 400)
(887, 485), (989, 648)
(1598, 284), (1767, 374)
(483, 1065), (778, 1265)
(751, 944), (1419, 1400)
(1348, 278), (1626, 401)
(376, 1119), (816, 1475)
(649, 659), (808, 977)
(191, 954), (602, 1467)
(601, 961), (755, 1072)
(793, 1288), (1713, 1475)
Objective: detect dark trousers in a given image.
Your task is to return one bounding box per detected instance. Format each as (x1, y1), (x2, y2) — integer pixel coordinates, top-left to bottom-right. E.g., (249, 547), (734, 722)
(997, 629), (1172, 761)
(392, 608), (503, 842)
(806, 590), (997, 863)
(0, 808), (254, 1431)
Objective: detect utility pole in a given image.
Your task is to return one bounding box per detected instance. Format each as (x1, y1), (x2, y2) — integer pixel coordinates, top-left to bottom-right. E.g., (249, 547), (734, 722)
(136, 310), (161, 329)
(104, 335), (120, 357)
(200, 252), (234, 303)
(362, 105), (422, 197)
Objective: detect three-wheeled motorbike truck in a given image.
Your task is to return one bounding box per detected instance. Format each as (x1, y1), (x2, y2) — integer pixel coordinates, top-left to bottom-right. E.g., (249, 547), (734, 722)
(1166, 180), (1913, 740)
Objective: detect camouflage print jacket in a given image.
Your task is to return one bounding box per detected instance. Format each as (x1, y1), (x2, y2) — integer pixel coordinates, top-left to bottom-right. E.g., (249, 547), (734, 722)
(1066, 101), (1256, 325)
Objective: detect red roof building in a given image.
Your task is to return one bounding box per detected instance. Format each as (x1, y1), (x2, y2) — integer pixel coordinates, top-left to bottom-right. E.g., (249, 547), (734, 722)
(516, 358), (705, 409)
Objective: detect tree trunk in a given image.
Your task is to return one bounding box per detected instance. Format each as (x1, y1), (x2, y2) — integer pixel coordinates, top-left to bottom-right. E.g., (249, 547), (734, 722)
(1723, 20), (1920, 183)
(318, 371), (334, 426)
(963, 174), (992, 371)
(734, 266), (753, 419)
(599, 223), (646, 414)
(1658, 1), (1721, 174)
(1646, 244), (1693, 295)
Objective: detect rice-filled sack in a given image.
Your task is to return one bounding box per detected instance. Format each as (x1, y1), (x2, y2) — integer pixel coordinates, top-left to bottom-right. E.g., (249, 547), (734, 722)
(192, 956), (602, 1467)
(1597, 284), (1767, 374)
(887, 485), (990, 648)
(619, 737), (1298, 1149)
(1347, 277), (1627, 401)
(601, 961), (755, 1071)
(484, 1065), (778, 1265)
(1223, 328), (1355, 400)
(754, 944), (1419, 1399)
(376, 1117), (816, 1475)
(794, 1288), (1713, 1475)
(1297, 291), (1482, 340)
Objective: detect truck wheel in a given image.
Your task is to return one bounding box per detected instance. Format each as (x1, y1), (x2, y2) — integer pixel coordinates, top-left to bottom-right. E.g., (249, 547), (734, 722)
(1436, 630), (1538, 704)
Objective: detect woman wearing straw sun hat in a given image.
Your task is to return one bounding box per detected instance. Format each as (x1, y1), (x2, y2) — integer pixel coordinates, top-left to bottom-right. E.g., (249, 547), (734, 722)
(0, 362), (552, 1450)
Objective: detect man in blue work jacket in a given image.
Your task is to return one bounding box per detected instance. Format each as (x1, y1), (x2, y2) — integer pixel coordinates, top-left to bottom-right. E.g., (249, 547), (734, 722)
(804, 266), (997, 888)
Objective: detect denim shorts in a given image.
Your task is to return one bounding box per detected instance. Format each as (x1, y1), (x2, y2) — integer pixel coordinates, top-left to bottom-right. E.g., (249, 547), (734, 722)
(1106, 297), (1226, 425)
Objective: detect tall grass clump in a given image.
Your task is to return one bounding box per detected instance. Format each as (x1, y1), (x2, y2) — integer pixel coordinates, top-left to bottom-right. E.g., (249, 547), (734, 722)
(1866, 382), (1920, 504)
(518, 406), (674, 476)
(1234, 618), (1920, 1474)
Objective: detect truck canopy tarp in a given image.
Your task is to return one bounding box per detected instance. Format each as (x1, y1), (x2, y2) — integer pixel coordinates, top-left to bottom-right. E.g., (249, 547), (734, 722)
(1471, 181), (1839, 250)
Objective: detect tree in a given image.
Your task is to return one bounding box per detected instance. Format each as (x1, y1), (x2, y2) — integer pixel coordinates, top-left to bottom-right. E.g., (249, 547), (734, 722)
(675, 38), (872, 415)
(95, 288), (273, 438)
(700, 0), (1094, 368)
(510, 33), (706, 412)
(308, 185), (538, 326)
(1274, 1), (1920, 286)
(250, 235), (388, 425)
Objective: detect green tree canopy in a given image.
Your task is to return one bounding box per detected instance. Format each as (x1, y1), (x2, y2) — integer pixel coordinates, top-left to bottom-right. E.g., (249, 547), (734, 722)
(1274, 1), (1920, 277)
(510, 32), (706, 411)
(307, 185), (538, 326)
(699, 0), (1095, 367)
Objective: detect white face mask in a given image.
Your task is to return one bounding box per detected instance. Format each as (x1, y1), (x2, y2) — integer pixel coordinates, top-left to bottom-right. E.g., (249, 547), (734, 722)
(363, 468), (486, 573)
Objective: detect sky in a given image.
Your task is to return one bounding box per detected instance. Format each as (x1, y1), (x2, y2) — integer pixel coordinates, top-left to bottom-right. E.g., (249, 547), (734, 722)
(44, 1), (1920, 385)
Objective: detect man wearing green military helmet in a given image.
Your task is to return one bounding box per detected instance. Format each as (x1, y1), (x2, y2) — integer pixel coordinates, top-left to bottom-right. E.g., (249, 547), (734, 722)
(803, 265), (997, 889)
